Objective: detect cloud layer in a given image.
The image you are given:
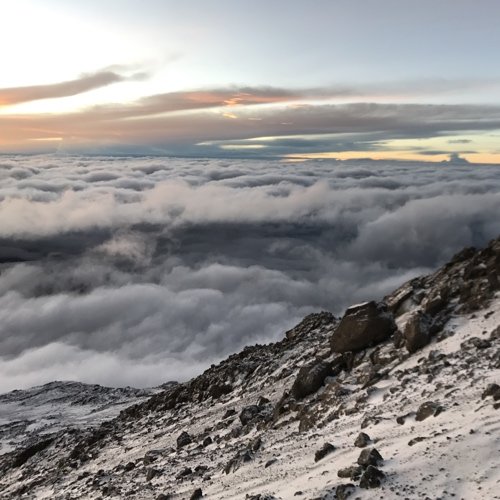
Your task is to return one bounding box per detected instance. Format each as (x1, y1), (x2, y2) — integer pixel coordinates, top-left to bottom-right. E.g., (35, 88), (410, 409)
(0, 156), (499, 392)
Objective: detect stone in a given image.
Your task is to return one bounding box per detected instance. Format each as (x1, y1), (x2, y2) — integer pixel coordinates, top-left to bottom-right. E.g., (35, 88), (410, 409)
(403, 311), (432, 353)
(176, 467), (192, 479)
(239, 405), (261, 426)
(337, 465), (363, 479)
(336, 483), (356, 499)
(482, 383), (500, 400)
(357, 447), (383, 467)
(190, 488), (203, 500)
(291, 360), (332, 399)
(359, 465), (385, 488)
(314, 442), (335, 462)
(146, 468), (160, 481)
(415, 401), (443, 421)
(177, 431), (192, 449)
(354, 432), (371, 448)
(222, 408), (237, 419)
(330, 301), (396, 353)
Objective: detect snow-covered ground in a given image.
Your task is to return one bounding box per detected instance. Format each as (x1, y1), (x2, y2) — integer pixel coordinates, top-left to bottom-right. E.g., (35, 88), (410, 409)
(0, 382), (156, 455)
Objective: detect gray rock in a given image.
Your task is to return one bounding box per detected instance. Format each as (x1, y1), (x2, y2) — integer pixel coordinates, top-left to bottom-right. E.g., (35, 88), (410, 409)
(354, 432), (371, 448)
(415, 401), (443, 421)
(190, 488), (203, 499)
(330, 301), (396, 353)
(291, 360), (332, 399)
(239, 405), (261, 426)
(336, 483), (356, 499)
(337, 465), (363, 479)
(357, 447), (383, 467)
(314, 442), (335, 462)
(403, 311), (432, 353)
(482, 383), (500, 401)
(176, 431), (192, 449)
(359, 465), (385, 488)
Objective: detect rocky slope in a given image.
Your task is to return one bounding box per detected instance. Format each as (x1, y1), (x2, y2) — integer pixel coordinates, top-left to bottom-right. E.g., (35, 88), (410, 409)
(0, 382), (159, 457)
(0, 238), (499, 499)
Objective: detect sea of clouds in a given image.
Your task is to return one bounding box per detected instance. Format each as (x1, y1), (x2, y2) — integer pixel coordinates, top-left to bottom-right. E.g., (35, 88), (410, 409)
(1, 155), (500, 392)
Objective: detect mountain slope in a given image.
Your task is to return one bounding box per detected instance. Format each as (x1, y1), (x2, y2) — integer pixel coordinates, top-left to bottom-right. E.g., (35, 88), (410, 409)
(0, 238), (499, 499)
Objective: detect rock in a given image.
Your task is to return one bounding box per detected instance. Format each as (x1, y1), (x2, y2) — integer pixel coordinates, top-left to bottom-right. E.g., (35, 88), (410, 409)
(144, 450), (162, 464)
(190, 488), (203, 500)
(11, 437), (55, 468)
(354, 432), (371, 448)
(330, 301), (396, 353)
(482, 383), (500, 400)
(403, 311), (432, 353)
(337, 465), (363, 479)
(176, 467), (192, 479)
(177, 431), (192, 449)
(415, 401), (443, 421)
(285, 311), (336, 340)
(359, 465), (385, 488)
(156, 494), (173, 500)
(265, 458), (278, 468)
(202, 436), (213, 447)
(336, 483), (356, 499)
(222, 408), (237, 419)
(314, 442), (335, 462)
(258, 396), (271, 406)
(239, 405), (261, 425)
(357, 447), (383, 467)
(490, 325), (500, 340)
(469, 337), (492, 349)
(124, 461), (135, 471)
(209, 383), (232, 399)
(408, 436), (427, 446)
(146, 468), (160, 481)
(291, 360), (332, 399)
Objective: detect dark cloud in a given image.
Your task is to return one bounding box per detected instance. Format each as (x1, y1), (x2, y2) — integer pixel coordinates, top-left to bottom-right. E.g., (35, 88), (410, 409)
(0, 156), (499, 392)
(0, 71), (130, 106)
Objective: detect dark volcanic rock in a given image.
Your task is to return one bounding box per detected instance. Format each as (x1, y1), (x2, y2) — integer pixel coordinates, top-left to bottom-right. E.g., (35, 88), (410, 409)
(146, 467), (160, 481)
(415, 401), (443, 421)
(177, 431), (192, 449)
(285, 311), (336, 340)
(354, 432), (371, 448)
(403, 311), (432, 353)
(359, 465), (385, 488)
(176, 467), (192, 479)
(330, 301), (396, 353)
(337, 465), (363, 479)
(357, 447), (383, 467)
(314, 442), (335, 462)
(291, 360), (332, 399)
(336, 483), (356, 499)
(239, 405), (261, 425)
(482, 383), (500, 401)
(11, 437), (55, 468)
(190, 488), (203, 499)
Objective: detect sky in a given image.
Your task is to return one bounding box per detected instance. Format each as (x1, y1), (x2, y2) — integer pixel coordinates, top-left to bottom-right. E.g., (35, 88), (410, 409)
(2, 0), (500, 161)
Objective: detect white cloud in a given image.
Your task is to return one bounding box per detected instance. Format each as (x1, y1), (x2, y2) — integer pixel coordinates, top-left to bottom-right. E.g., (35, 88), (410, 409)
(0, 156), (499, 392)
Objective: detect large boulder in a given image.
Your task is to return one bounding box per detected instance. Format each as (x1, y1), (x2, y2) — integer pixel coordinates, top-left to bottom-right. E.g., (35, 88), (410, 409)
(403, 311), (432, 353)
(330, 301), (396, 353)
(291, 360), (332, 399)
